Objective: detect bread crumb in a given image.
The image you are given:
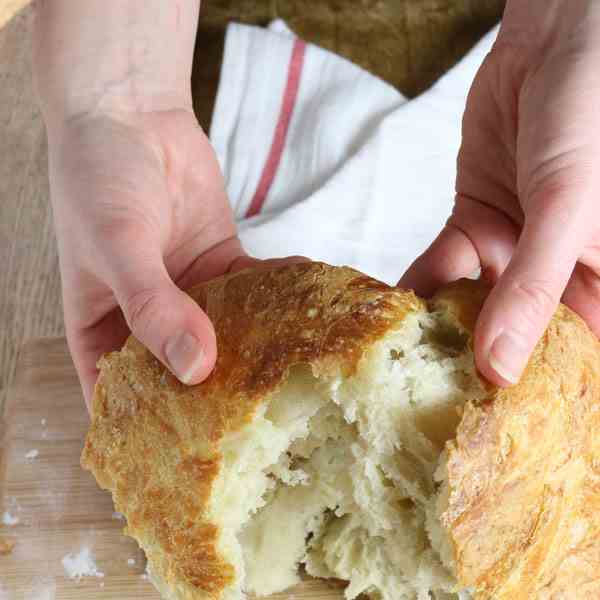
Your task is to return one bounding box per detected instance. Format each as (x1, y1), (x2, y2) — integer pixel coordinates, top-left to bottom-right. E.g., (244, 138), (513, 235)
(41, 418), (47, 426)
(111, 512), (125, 521)
(25, 449), (39, 460)
(127, 558), (135, 566)
(0, 537), (15, 555)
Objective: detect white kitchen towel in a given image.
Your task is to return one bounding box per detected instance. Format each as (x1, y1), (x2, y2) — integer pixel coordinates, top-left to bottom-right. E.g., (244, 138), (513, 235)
(210, 20), (500, 285)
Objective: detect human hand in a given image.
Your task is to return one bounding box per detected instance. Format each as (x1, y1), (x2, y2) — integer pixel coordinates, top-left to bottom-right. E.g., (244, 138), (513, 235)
(32, 1), (301, 408)
(48, 109), (248, 407)
(48, 109), (306, 408)
(400, 0), (600, 386)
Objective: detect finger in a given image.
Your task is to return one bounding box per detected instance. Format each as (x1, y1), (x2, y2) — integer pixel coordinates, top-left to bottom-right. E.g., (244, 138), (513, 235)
(66, 309), (130, 413)
(474, 215), (580, 387)
(174, 236), (246, 290)
(175, 232), (309, 290)
(109, 246), (217, 386)
(398, 224), (480, 296)
(227, 255), (310, 274)
(399, 196), (518, 295)
(562, 262), (600, 338)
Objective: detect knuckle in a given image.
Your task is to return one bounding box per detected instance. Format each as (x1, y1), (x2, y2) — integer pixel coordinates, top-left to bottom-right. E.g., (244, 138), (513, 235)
(576, 262), (600, 296)
(526, 161), (592, 222)
(434, 222), (478, 277)
(122, 288), (163, 338)
(511, 279), (557, 324)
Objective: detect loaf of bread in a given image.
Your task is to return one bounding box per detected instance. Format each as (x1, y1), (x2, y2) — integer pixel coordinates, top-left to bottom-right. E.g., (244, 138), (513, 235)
(81, 262), (600, 600)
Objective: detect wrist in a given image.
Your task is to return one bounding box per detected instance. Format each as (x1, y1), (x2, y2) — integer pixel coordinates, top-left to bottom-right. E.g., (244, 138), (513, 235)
(499, 0), (600, 51)
(41, 90), (195, 143)
(32, 0), (199, 135)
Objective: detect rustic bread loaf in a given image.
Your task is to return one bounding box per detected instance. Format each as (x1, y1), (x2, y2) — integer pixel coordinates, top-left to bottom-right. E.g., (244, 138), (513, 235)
(81, 262), (600, 600)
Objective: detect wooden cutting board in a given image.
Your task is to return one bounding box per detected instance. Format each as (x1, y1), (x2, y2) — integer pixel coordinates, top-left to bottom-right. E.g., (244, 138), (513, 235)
(0, 338), (341, 600)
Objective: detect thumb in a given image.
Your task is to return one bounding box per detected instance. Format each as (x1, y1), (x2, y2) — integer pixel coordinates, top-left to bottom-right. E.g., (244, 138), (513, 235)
(474, 210), (579, 386)
(110, 248), (216, 385)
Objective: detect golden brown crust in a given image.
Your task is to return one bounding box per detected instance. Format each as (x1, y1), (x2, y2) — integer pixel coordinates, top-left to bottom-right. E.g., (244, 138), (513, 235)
(433, 283), (600, 599)
(81, 262), (423, 599)
(0, 537), (15, 555)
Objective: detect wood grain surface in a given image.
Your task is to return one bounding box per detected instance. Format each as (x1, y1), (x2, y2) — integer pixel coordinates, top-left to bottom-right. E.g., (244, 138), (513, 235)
(0, 336), (342, 598)
(0, 0), (505, 409)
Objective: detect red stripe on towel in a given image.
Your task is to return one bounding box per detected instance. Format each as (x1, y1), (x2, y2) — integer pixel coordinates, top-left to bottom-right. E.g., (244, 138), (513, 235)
(245, 38), (307, 218)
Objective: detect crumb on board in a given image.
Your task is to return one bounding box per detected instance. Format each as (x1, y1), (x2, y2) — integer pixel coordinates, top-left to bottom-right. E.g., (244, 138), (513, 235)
(25, 449), (39, 460)
(0, 537), (15, 555)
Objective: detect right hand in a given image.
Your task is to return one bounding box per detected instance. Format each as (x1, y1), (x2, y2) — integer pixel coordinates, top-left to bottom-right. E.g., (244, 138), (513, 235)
(400, 0), (600, 387)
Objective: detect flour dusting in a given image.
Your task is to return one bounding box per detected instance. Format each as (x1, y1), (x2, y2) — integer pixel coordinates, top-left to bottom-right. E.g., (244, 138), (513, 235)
(2, 512), (19, 526)
(25, 577), (56, 600)
(62, 547), (104, 580)
(0, 582), (10, 600)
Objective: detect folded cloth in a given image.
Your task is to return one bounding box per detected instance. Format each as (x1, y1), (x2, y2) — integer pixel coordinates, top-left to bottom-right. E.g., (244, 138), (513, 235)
(210, 20), (499, 285)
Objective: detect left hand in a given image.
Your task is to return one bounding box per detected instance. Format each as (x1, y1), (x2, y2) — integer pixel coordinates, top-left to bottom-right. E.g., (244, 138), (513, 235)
(47, 107), (303, 408)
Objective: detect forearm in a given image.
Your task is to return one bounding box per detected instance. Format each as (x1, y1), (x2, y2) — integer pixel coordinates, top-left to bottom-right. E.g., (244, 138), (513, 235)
(499, 0), (600, 49)
(32, 0), (200, 132)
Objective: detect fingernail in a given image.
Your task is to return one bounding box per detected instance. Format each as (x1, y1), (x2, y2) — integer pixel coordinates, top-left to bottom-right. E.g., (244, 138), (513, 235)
(165, 332), (204, 384)
(488, 331), (528, 385)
